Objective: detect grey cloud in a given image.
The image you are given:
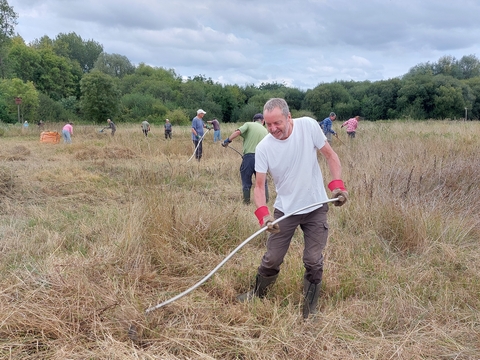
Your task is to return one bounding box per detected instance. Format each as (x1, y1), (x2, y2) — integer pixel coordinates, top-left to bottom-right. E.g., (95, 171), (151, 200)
(8, 0), (480, 89)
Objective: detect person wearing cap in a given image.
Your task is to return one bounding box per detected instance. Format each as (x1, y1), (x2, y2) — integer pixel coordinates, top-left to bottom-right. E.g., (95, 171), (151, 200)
(191, 109), (207, 161)
(341, 116), (360, 138)
(236, 98), (347, 320)
(207, 118), (221, 142)
(164, 119), (172, 139)
(222, 113), (269, 204)
(319, 112), (337, 144)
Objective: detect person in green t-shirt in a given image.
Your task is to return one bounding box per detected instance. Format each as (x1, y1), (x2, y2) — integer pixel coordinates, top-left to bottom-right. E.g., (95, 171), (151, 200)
(222, 113), (269, 204)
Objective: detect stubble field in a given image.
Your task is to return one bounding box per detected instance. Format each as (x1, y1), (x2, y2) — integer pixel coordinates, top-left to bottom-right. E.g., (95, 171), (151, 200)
(0, 120), (479, 359)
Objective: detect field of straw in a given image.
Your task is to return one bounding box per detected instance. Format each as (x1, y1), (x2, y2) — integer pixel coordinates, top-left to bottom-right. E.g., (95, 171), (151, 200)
(0, 120), (479, 359)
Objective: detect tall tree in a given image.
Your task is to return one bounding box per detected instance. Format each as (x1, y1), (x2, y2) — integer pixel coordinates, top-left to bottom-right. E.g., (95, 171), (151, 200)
(93, 52), (135, 78)
(7, 36), (41, 82)
(0, 0), (16, 41)
(284, 87), (305, 111)
(433, 55), (462, 79)
(458, 55), (480, 79)
(36, 47), (78, 100)
(118, 64), (182, 104)
(463, 77), (480, 119)
(53, 32), (103, 73)
(304, 82), (352, 119)
(80, 70), (120, 123)
(0, 0), (18, 77)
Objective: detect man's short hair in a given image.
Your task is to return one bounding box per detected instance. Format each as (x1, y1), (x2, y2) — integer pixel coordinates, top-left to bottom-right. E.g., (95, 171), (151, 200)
(253, 113), (264, 121)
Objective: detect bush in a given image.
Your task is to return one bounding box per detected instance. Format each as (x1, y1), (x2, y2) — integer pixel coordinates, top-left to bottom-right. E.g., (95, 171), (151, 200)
(37, 93), (78, 122)
(165, 108), (189, 126)
(0, 100), (16, 124)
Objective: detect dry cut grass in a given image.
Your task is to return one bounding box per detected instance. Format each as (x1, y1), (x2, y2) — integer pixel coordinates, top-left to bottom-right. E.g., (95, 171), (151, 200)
(0, 120), (479, 359)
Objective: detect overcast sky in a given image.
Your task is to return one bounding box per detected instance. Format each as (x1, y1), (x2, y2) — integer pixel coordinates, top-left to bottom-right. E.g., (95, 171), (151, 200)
(8, 0), (480, 90)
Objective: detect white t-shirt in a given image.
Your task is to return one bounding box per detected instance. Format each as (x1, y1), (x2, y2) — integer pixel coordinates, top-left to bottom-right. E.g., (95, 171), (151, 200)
(255, 116), (329, 214)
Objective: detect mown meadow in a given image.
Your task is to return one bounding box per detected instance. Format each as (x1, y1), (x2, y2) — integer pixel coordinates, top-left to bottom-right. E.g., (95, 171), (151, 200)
(0, 120), (479, 359)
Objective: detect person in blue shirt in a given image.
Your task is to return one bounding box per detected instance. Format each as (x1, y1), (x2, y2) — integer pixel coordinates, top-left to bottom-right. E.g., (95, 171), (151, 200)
(191, 109), (207, 161)
(320, 112), (337, 144)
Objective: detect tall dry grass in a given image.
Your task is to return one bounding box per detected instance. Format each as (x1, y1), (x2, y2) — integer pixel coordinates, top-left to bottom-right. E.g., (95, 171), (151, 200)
(0, 120), (479, 359)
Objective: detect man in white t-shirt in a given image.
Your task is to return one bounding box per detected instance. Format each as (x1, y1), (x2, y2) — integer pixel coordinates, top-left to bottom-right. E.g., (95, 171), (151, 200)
(237, 98), (348, 319)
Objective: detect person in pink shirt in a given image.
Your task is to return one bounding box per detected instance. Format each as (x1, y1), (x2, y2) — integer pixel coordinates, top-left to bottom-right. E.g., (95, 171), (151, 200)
(341, 116), (360, 138)
(62, 122), (73, 144)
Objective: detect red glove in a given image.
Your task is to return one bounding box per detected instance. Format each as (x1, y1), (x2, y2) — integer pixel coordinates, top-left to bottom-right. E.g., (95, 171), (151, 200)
(328, 180), (348, 206)
(254, 206), (280, 233)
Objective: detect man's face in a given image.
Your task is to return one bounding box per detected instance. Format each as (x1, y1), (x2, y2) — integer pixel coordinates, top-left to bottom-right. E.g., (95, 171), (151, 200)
(330, 115), (336, 121)
(198, 113), (205, 119)
(264, 108), (293, 140)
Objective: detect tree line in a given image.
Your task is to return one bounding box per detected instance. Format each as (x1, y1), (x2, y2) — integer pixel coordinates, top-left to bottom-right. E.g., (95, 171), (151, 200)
(1, 0), (479, 126)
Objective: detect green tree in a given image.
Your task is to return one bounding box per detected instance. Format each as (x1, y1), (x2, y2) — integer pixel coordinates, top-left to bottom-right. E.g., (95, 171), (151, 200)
(7, 36), (41, 82)
(433, 55), (462, 79)
(232, 103), (260, 123)
(431, 75), (468, 119)
(404, 62), (434, 78)
(207, 83), (237, 123)
(29, 35), (54, 49)
(36, 47), (79, 100)
(180, 78), (208, 110)
(463, 77), (480, 119)
(242, 84), (261, 104)
(0, 94), (14, 122)
(248, 91), (284, 112)
(80, 70), (120, 123)
(258, 81), (287, 91)
(432, 85), (465, 119)
(59, 95), (80, 115)
(94, 52), (135, 78)
(118, 92), (167, 122)
(396, 74), (435, 119)
(0, 77), (39, 122)
(304, 82), (352, 119)
(165, 108), (189, 126)
(53, 32), (103, 73)
(118, 64), (182, 106)
(361, 79), (401, 120)
(458, 55), (480, 79)
(0, 0), (18, 78)
(37, 92), (77, 123)
(284, 87), (305, 111)
(8, 37), (82, 100)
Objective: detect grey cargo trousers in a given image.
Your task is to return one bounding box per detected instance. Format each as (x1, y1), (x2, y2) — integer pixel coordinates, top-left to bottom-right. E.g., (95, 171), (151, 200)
(258, 204), (329, 284)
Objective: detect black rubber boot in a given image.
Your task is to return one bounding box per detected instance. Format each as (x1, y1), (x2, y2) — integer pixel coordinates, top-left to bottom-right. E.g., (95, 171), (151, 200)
(237, 274), (278, 302)
(243, 189), (251, 204)
(302, 279), (321, 319)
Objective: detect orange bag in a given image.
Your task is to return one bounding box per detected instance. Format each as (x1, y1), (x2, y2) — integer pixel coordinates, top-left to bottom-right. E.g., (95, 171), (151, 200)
(40, 131), (61, 144)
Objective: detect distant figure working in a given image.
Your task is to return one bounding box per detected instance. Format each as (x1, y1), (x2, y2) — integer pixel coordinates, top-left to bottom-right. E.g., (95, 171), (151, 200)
(164, 119), (172, 139)
(207, 118), (221, 142)
(222, 113), (269, 204)
(191, 109), (207, 161)
(141, 120), (150, 137)
(102, 119), (116, 136)
(320, 112), (337, 144)
(341, 116), (360, 138)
